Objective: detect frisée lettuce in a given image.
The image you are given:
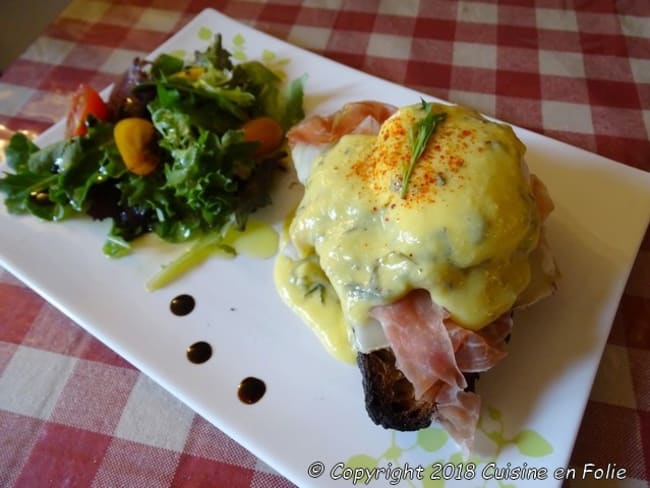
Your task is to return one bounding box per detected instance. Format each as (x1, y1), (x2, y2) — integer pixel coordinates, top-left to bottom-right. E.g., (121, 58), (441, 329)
(0, 35), (305, 264)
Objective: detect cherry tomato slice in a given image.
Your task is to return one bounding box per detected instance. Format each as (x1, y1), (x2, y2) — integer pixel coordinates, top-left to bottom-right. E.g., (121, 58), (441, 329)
(114, 118), (160, 176)
(65, 83), (109, 138)
(241, 116), (284, 158)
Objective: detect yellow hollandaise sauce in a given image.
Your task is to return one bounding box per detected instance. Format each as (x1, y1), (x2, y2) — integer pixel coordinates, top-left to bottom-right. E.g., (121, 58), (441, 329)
(275, 246), (356, 363)
(275, 102), (542, 360)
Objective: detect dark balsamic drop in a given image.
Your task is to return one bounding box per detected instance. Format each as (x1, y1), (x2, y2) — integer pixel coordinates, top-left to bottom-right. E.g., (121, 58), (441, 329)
(186, 341), (212, 364)
(238, 377), (266, 404)
(170, 294), (195, 316)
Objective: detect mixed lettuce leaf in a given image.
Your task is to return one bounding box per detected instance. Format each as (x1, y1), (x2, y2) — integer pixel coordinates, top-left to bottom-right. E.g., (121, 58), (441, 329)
(0, 35), (305, 258)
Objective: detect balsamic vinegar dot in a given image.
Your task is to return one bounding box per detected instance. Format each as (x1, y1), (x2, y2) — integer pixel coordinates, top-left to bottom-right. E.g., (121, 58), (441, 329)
(186, 341), (212, 364)
(238, 377), (266, 404)
(170, 294), (195, 316)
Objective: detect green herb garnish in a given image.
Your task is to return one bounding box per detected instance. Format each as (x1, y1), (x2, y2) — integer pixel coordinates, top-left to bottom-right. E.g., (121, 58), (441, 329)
(400, 100), (446, 198)
(305, 283), (326, 304)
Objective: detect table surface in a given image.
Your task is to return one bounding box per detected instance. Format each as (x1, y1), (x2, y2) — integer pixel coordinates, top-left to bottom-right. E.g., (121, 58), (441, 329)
(0, 1), (648, 487)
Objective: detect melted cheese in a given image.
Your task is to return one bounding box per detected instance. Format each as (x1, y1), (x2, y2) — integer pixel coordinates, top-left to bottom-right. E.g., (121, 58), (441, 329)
(275, 103), (542, 359)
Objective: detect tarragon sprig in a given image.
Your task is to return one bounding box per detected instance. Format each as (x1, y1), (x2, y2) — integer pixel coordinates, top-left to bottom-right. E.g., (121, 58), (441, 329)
(400, 100), (446, 198)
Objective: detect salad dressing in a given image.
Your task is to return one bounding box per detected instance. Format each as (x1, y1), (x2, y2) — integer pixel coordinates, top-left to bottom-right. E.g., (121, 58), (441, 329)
(147, 220), (280, 291)
(223, 219), (279, 258)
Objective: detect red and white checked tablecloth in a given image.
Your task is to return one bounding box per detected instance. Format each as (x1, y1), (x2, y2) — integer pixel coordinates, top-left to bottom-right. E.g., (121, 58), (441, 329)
(0, 1), (648, 487)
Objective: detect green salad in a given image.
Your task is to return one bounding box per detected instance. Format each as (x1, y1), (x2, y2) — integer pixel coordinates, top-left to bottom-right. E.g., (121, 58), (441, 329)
(0, 35), (305, 269)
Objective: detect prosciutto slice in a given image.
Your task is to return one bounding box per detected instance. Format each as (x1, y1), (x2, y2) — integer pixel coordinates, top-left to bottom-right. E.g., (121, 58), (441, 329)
(287, 100), (397, 146)
(370, 289), (513, 453)
(369, 289), (466, 399)
(447, 314), (512, 373)
(530, 174), (554, 222)
(432, 385), (481, 456)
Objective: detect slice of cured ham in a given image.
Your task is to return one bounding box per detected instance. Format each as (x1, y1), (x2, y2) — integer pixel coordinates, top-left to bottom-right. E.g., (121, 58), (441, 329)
(369, 289), (466, 399)
(369, 289), (513, 453)
(433, 384), (481, 456)
(530, 174), (554, 222)
(447, 314), (512, 373)
(287, 100), (397, 146)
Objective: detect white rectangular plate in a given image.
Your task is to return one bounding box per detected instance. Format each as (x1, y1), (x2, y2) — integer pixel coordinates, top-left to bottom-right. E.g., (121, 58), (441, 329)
(2, 9), (649, 488)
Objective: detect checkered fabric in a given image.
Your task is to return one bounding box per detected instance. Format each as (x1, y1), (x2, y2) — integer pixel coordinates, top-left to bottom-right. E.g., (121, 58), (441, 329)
(0, 1), (648, 487)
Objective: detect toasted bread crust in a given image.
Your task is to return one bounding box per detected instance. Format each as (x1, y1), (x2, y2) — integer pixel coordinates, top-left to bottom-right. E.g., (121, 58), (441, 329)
(357, 348), (479, 431)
